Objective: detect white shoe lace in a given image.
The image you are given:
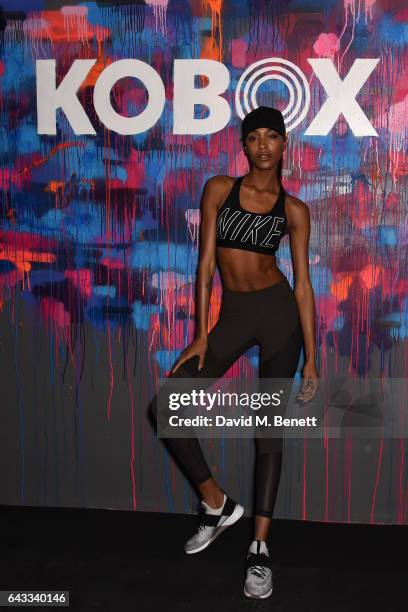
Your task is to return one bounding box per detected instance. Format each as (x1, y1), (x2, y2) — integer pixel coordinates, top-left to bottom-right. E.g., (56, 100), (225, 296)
(197, 522), (209, 532)
(249, 564), (268, 578)
(247, 552), (270, 579)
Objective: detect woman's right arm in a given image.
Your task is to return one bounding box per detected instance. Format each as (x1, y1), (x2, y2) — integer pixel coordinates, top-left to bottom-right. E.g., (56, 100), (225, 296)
(171, 176), (228, 374)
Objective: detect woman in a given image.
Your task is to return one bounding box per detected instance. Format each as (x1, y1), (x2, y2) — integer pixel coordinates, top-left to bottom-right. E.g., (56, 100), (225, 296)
(150, 105), (319, 599)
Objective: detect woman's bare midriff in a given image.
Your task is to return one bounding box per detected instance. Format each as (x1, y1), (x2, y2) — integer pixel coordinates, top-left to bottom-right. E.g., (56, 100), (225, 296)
(216, 246), (286, 291)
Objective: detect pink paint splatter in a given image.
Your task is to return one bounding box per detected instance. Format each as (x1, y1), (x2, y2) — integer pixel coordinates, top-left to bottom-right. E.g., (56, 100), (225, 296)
(313, 33), (340, 59)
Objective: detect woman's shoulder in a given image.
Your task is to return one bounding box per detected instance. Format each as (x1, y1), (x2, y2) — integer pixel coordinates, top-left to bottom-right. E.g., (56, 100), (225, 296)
(205, 174), (236, 191)
(284, 192), (309, 213)
(285, 190), (309, 210)
(203, 175), (236, 208)
(284, 192), (310, 229)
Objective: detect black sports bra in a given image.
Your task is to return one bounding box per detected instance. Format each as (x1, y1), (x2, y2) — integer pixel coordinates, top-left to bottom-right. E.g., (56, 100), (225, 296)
(215, 176), (288, 256)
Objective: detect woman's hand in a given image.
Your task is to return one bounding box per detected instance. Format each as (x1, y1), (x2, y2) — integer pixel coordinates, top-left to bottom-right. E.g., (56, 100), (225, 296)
(171, 336), (208, 374)
(296, 362), (319, 404)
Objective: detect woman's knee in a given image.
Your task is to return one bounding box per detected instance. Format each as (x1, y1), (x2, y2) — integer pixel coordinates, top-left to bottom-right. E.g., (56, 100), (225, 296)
(148, 366), (194, 424)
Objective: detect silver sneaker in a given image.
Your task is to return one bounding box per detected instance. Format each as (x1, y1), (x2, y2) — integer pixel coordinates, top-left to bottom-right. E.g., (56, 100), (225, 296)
(184, 492), (244, 554)
(244, 540), (273, 599)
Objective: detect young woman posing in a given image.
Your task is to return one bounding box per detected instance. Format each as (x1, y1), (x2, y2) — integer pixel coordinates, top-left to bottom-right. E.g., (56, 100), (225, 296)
(150, 106), (318, 599)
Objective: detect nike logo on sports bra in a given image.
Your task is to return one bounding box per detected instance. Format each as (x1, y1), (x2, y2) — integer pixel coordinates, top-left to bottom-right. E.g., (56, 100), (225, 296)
(215, 176), (287, 255)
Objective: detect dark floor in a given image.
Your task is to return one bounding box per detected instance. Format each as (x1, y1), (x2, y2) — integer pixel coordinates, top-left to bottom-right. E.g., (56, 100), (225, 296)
(1, 504), (406, 611)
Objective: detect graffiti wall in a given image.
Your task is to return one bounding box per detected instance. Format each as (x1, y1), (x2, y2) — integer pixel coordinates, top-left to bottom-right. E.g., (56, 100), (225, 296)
(0, 0), (407, 523)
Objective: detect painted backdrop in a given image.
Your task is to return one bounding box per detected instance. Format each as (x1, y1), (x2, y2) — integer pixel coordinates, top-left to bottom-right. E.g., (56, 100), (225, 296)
(0, 0), (407, 524)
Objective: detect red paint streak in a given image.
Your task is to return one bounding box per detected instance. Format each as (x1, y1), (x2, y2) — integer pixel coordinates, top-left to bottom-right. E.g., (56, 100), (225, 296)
(64, 269), (93, 298)
(394, 8), (408, 22)
(316, 293), (340, 333)
(346, 434), (352, 522)
(126, 357), (137, 511)
(54, 332), (60, 372)
(324, 426), (329, 521)
(348, 308), (354, 374)
(80, 52), (112, 89)
(370, 432), (384, 524)
(117, 267), (121, 300)
(17, 143), (85, 177)
(302, 437), (308, 519)
(356, 298), (360, 372)
(385, 192), (399, 210)
(106, 263), (114, 420)
(45, 180), (65, 194)
(108, 146), (146, 190)
(0, 234), (56, 254)
(107, 320), (114, 420)
(40, 297), (70, 328)
(27, 10), (110, 42)
(343, 436), (348, 521)
(148, 312), (161, 354)
(399, 381), (408, 522)
(105, 127), (111, 244)
(330, 249), (370, 274)
(296, 142), (321, 172)
(398, 437), (404, 524)
(0, 167), (25, 189)
(100, 257), (125, 270)
(0, 244), (55, 285)
(0, 269), (21, 290)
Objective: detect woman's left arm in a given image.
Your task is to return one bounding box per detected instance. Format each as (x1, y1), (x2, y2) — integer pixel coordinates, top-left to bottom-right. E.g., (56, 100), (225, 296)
(286, 196), (319, 402)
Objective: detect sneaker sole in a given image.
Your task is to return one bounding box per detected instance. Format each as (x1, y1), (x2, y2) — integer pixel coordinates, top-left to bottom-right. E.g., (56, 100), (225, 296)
(184, 503), (244, 555)
(243, 585), (273, 599)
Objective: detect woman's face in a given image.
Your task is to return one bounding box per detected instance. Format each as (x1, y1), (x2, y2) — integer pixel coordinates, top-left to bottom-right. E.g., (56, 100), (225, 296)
(243, 128), (287, 168)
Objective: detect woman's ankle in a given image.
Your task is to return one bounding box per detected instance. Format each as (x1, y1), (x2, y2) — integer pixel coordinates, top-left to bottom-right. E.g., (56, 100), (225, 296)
(200, 486), (225, 509)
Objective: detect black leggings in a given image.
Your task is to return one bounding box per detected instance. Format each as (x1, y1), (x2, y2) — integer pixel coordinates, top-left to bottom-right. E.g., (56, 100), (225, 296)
(149, 277), (303, 518)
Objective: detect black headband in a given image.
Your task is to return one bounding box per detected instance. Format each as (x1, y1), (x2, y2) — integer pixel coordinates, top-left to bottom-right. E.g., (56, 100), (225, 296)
(241, 106), (286, 141)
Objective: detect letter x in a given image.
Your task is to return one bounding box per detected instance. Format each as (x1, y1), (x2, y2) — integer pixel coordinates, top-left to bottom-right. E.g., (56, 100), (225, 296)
(305, 58), (379, 136)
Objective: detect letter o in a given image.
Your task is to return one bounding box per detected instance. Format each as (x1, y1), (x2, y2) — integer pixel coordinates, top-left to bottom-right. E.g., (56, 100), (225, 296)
(93, 59), (165, 135)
